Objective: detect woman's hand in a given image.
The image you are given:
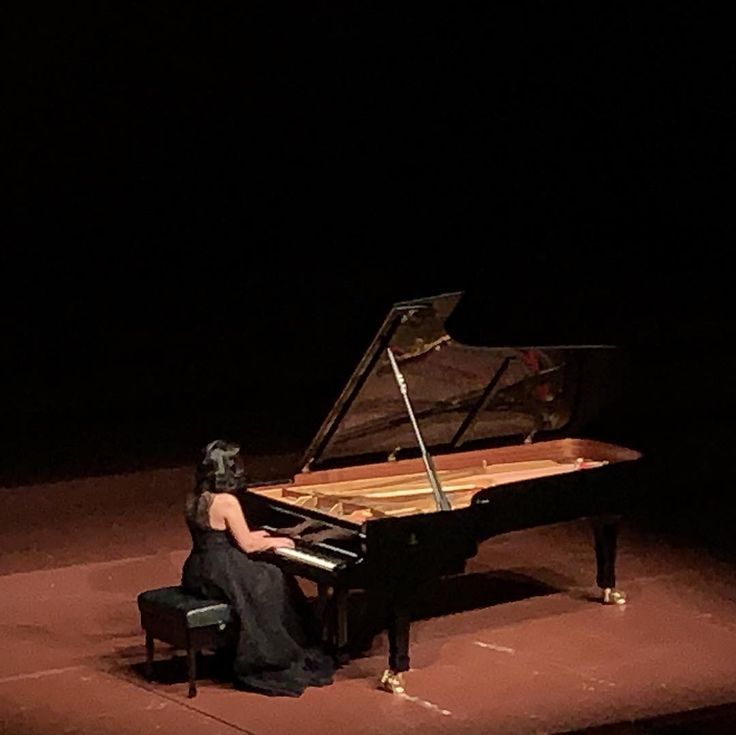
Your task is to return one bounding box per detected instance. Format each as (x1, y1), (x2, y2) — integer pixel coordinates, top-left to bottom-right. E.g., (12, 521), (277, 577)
(215, 495), (294, 554)
(252, 529), (296, 550)
(269, 536), (296, 550)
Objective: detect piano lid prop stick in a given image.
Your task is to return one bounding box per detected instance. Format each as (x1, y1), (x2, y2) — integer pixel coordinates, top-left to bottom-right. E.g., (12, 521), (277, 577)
(386, 347), (452, 512)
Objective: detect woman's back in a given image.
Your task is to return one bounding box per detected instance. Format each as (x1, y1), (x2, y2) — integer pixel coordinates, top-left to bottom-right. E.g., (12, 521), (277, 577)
(180, 439), (334, 695)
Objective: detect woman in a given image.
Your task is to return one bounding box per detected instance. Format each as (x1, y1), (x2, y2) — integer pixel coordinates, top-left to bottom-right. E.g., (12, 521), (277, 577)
(181, 440), (335, 696)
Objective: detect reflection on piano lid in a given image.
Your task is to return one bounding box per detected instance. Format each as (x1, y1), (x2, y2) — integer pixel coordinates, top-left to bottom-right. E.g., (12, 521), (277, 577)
(300, 291), (624, 471)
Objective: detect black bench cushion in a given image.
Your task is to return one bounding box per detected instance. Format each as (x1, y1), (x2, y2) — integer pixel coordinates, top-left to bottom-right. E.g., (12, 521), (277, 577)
(138, 586), (234, 629)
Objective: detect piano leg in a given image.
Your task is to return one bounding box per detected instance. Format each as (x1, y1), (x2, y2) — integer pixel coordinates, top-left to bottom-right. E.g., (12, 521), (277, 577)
(335, 586), (350, 664)
(379, 597), (410, 694)
(592, 516), (626, 605)
(387, 603), (410, 672)
(317, 584), (331, 645)
(319, 584), (351, 664)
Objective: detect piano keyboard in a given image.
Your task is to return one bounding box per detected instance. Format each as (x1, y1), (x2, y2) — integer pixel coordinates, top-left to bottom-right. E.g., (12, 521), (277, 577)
(272, 546), (341, 572)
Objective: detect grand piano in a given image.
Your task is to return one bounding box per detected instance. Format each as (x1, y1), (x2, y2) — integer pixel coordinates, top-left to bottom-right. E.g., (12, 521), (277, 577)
(238, 291), (643, 693)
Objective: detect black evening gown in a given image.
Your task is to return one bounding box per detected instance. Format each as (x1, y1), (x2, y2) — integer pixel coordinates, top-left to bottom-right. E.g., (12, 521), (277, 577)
(181, 492), (334, 696)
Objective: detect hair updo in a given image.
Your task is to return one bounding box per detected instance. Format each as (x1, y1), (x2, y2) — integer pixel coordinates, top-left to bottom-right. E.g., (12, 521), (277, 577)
(195, 439), (247, 493)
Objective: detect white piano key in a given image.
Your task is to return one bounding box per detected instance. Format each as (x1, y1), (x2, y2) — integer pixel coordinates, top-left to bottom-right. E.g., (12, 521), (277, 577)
(272, 546), (340, 571)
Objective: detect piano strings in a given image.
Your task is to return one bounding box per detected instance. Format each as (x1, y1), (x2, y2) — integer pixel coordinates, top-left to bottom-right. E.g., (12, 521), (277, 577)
(255, 456), (610, 522)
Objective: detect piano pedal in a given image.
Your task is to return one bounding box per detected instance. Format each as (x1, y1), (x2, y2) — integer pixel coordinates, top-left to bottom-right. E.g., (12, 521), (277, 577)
(602, 587), (627, 606)
(378, 669), (406, 695)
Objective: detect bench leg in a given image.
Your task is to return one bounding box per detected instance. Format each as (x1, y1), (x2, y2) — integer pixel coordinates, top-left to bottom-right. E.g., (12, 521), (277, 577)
(145, 632), (154, 680)
(186, 634), (197, 698)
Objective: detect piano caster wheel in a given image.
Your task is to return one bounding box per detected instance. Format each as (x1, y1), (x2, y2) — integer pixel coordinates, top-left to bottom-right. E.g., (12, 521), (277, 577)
(602, 587), (626, 606)
(378, 669), (406, 695)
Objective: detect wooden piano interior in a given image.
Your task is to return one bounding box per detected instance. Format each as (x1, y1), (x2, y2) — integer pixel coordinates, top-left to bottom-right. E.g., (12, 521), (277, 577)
(251, 439), (642, 526)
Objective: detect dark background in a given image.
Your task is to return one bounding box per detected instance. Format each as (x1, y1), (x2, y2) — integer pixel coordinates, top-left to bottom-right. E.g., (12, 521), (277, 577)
(4, 4), (734, 544)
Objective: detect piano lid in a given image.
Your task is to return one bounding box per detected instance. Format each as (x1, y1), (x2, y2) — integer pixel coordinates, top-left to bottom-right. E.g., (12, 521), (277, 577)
(301, 292), (622, 472)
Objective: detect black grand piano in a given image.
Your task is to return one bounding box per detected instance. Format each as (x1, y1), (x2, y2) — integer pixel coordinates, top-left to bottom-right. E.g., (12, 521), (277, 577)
(238, 291), (643, 693)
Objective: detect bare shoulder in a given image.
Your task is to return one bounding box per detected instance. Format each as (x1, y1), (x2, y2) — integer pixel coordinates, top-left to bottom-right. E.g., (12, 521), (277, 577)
(210, 493), (242, 514)
(207, 493), (244, 532)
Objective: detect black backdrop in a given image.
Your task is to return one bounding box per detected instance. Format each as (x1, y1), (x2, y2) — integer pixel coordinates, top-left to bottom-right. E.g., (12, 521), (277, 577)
(4, 3), (734, 540)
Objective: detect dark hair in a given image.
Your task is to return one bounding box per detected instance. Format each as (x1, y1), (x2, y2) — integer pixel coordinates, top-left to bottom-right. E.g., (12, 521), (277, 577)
(195, 439), (247, 493)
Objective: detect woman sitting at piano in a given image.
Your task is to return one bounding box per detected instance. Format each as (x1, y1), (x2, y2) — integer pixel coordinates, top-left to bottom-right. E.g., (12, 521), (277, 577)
(181, 439), (335, 696)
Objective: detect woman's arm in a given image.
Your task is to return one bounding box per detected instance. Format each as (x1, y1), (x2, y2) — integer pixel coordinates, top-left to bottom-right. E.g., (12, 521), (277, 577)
(214, 494), (295, 554)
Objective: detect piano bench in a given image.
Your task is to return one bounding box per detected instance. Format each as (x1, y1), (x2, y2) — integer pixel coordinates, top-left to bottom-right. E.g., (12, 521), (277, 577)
(137, 586), (237, 698)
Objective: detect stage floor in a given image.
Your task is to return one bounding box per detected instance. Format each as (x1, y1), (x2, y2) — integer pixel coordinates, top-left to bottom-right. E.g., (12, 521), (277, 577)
(2, 462), (736, 735)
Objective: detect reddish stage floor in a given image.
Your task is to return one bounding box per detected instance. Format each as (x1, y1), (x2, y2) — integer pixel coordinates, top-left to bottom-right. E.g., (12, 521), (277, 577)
(2, 460), (736, 734)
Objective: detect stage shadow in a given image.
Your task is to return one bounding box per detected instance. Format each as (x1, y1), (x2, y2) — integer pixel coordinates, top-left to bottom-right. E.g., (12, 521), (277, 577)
(345, 568), (562, 656)
(100, 644), (234, 691)
(412, 569), (562, 619)
(101, 568), (569, 687)
(555, 700), (736, 735)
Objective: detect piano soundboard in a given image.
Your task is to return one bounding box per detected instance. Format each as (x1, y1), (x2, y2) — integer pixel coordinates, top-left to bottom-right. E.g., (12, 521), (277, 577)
(249, 440), (634, 527)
